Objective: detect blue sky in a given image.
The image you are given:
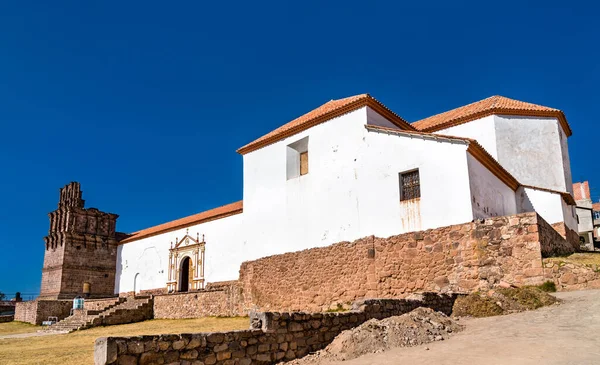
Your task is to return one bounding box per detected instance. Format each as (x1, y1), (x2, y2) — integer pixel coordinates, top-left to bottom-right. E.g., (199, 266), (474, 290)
(0, 1), (598, 297)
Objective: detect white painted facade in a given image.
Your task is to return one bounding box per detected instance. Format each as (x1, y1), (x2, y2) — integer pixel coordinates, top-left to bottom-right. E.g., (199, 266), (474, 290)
(116, 98), (576, 294)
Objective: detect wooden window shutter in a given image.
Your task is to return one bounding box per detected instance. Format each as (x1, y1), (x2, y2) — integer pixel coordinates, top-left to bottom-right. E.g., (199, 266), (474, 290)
(300, 152), (308, 176)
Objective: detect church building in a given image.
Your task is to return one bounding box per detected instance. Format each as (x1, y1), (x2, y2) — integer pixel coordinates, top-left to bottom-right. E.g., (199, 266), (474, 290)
(39, 94), (577, 299)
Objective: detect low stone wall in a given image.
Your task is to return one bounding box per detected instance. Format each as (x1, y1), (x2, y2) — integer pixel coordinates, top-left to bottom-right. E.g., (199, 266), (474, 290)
(14, 300), (72, 325)
(239, 213), (566, 312)
(0, 301), (16, 314)
(0, 315), (14, 323)
(551, 222), (580, 251)
(539, 218), (575, 257)
(154, 283), (243, 319)
(95, 293), (458, 365)
(543, 259), (600, 291)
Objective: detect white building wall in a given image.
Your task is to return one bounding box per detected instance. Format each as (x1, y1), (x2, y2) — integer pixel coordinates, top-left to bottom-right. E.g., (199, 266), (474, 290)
(558, 126), (574, 194)
(466, 154), (517, 219)
(115, 213), (244, 294)
(355, 130), (474, 237)
(242, 107), (477, 259)
(516, 187), (571, 227)
(242, 107), (369, 259)
(435, 116), (498, 159)
(495, 115), (569, 193)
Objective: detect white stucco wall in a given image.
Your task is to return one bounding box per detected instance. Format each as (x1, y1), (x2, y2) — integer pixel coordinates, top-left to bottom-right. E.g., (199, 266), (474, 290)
(516, 187), (575, 230)
(242, 107), (476, 259)
(558, 126), (573, 194)
(495, 115), (570, 193)
(115, 212), (244, 294)
(435, 115), (498, 159)
(576, 206), (594, 233)
(466, 154), (517, 219)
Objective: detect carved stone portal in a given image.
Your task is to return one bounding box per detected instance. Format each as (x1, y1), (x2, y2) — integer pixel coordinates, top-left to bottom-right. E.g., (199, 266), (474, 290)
(167, 229), (206, 293)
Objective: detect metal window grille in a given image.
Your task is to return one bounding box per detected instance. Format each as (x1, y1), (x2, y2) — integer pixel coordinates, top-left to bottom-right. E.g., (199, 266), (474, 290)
(400, 170), (420, 201)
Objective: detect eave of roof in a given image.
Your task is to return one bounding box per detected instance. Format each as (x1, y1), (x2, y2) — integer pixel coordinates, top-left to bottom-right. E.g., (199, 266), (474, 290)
(119, 201), (243, 244)
(365, 124), (520, 191)
(237, 94), (416, 155)
(412, 95), (572, 137)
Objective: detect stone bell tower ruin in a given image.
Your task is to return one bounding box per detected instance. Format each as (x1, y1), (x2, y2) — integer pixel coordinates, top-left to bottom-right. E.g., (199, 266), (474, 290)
(39, 182), (120, 299)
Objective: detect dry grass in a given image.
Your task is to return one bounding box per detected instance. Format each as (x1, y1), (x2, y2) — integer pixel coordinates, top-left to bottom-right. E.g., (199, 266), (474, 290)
(0, 317), (248, 365)
(545, 252), (600, 268)
(452, 287), (557, 318)
(0, 322), (41, 336)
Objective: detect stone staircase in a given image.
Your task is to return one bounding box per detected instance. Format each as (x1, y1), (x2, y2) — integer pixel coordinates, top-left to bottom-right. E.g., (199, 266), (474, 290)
(45, 296), (153, 333)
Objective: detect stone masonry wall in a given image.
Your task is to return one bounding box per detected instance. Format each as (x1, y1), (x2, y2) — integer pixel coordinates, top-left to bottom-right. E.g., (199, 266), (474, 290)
(14, 300), (72, 325)
(84, 298), (123, 312)
(154, 283), (243, 319)
(543, 259), (600, 291)
(538, 217), (576, 257)
(551, 222), (580, 251)
(239, 213), (570, 312)
(95, 294), (458, 365)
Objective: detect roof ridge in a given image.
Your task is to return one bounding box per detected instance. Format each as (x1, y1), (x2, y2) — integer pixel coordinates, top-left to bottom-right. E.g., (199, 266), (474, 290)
(237, 93), (413, 155)
(411, 95), (571, 136)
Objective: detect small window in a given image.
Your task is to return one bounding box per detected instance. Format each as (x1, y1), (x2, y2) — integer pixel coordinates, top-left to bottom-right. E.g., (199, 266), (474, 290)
(286, 137), (309, 180)
(300, 151), (308, 176)
(400, 170), (420, 201)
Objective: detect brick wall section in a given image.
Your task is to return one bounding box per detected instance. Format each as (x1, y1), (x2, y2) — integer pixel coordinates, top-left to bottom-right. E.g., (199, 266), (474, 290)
(239, 213), (572, 312)
(14, 300), (72, 325)
(95, 294), (458, 365)
(153, 284), (243, 319)
(0, 315), (14, 323)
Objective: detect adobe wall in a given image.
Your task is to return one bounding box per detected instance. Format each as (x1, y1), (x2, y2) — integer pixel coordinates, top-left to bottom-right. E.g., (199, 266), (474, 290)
(95, 294), (458, 365)
(153, 283), (243, 319)
(239, 213), (572, 312)
(14, 300), (72, 325)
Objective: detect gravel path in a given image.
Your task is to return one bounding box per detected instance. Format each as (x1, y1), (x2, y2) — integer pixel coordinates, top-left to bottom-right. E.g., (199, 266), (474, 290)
(311, 290), (600, 365)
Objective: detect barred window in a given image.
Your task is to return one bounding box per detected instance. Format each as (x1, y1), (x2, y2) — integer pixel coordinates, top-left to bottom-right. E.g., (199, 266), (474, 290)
(400, 170), (420, 201)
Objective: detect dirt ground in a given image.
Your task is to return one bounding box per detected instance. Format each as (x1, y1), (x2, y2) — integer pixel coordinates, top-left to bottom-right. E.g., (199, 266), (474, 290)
(310, 290), (600, 365)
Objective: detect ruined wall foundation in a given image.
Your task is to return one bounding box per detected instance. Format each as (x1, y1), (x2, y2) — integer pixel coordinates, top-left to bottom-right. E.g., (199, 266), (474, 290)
(95, 294), (458, 365)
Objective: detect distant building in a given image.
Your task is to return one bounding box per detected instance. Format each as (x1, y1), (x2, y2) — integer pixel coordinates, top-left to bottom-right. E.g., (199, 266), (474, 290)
(573, 181), (595, 250)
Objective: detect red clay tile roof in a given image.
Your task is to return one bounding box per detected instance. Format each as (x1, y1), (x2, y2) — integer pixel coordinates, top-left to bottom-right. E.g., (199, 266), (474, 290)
(593, 203), (600, 212)
(237, 94), (415, 155)
(573, 181), (590, 201)
(412, 95), (572, 136)
(119, 201), (243, 244)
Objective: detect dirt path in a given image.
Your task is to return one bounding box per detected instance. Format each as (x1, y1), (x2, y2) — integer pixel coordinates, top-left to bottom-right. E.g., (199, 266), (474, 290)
(313, 290), (600, 365)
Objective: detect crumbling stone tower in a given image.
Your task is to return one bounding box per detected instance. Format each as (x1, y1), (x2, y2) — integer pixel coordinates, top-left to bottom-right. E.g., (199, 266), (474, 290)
(40, 182), (120, 299)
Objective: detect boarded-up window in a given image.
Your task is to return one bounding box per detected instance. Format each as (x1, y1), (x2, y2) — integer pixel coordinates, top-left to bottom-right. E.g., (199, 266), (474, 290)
(400, 170), (420, 201)
(300, 152), (309, 176)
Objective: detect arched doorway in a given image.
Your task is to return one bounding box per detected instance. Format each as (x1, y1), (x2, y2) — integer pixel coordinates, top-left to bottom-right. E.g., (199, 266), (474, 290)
(133, 273), (141, 294)
(179, 257), (193, 292)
